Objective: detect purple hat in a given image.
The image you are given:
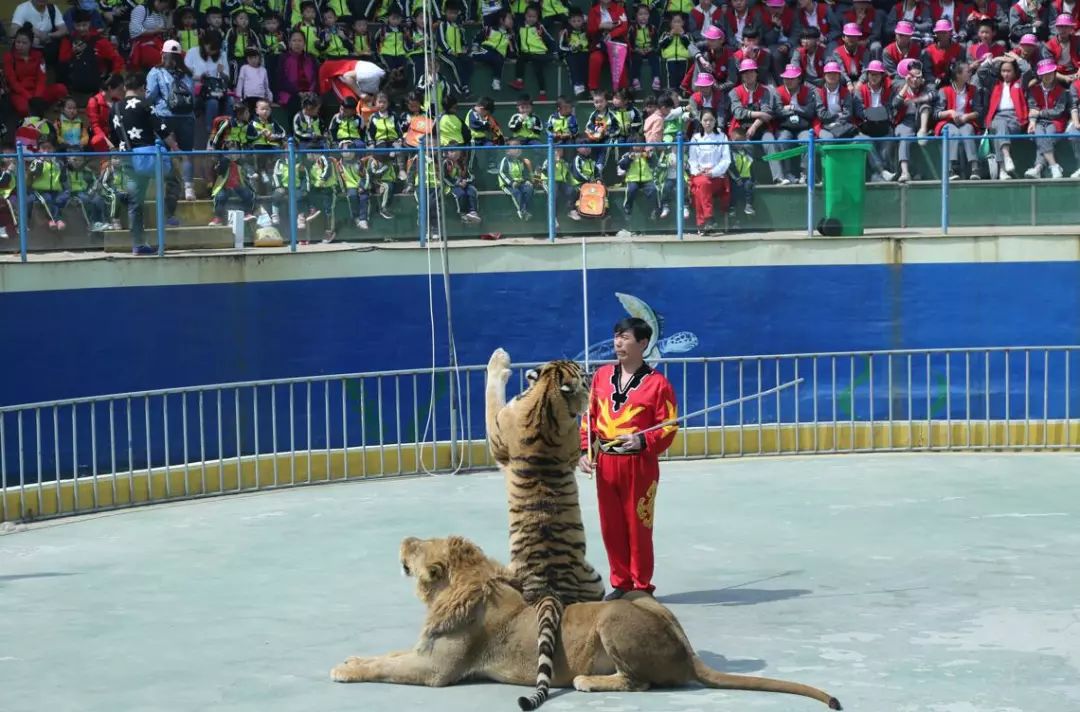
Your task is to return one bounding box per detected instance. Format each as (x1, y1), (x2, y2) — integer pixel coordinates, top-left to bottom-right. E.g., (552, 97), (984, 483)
(933, 19), (953, 32)
(702, 25), (725, 40)
(1037, 58), (1058, 74)
(897, 57), (915, 77)
(823, 60), (843, 73)
(866, 59), (886, 73)
(1055, 14), (1075, 27)
(780, 64), (803, 79)
(894, 20), (915, 35)
(1020, 33), (1039, 45)
(842, 22), (862, 36)
(765, 0), (785, 7)
(694, 73), (715, 87)
(738, 58), (759, 72)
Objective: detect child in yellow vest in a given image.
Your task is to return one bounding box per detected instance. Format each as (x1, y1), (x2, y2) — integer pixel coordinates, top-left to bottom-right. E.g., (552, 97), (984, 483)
(208, 143), (257, 226)
(65, 155), (110, 233)
(28, 139), (70, 232)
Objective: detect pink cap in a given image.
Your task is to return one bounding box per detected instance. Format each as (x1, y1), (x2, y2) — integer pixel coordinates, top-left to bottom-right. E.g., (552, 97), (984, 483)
(1055, 13), (1075, 27)
(738, 58), (759, 72)
(866, 59), (886, 73)
(780, 64), (803, 79)
(894, 20), (915, 35)
(765, 0), (785, 6)
(162, 39), (183, 54)
(1020, 33), (1039, 45)
(1037, 58), (1058, 74)
(702, 25), (725, 40)
(823, 60), (843, 73)
(842, 22), (862, 36)
(933, 19), (953, 32)
(897, 57), (915, 77)
(694, 73), (715, 87)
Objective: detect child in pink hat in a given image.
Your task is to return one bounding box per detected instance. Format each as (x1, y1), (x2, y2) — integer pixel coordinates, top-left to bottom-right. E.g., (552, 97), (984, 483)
(775, 64), (815, 184)
(923, 19), (961, 86)
(882, 20), (922, 77)
(1023, 58), (1069, 179)
(829, 22), (868, 88)
(1046, 14), (1079, 82)
(728, 55), (786, 184)
(889, 58), (934, 182)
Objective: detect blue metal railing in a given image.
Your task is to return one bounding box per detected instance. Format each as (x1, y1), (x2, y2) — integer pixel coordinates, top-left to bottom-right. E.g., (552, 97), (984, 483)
(3, 130), (1068, 259)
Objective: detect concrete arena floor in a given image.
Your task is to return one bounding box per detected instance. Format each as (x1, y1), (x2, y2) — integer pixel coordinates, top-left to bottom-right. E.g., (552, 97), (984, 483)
(2, 454), (1079, 712)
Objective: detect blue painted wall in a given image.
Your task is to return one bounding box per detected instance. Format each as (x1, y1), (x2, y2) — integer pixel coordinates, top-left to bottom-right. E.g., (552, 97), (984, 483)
(2, 259), (1079, 485)
(3, 261), (1080, 406)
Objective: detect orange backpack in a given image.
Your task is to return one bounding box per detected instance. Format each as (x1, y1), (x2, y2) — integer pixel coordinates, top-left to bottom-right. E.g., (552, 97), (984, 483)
(576, 182), (607, 218)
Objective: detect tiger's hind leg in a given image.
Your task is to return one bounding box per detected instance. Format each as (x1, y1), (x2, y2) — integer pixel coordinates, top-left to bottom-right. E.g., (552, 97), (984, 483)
(572, 673), (650, 693)
(485, 348), (513, 464)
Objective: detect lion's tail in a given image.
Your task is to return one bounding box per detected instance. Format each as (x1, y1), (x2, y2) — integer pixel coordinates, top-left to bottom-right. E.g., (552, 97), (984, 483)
(692, 657), (842, 709)
(516, 596), (562, 711)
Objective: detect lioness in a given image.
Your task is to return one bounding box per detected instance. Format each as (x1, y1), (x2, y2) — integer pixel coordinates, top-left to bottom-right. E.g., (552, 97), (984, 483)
(331, 536), (842, 709)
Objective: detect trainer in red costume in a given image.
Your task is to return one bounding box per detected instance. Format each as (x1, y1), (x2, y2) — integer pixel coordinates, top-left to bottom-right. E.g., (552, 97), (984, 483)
(580, 317), (678, 600)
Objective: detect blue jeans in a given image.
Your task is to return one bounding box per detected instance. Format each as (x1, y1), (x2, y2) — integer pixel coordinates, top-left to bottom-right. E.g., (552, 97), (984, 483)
(212, 186), (255, 218)
(126, 170), (180, 247)
(198, 95), (234, 135)
(345, 188), (369, 220)
(622, 181), (658, 216)
(730, 177), (754, 208)
(165, 115), (196, 183)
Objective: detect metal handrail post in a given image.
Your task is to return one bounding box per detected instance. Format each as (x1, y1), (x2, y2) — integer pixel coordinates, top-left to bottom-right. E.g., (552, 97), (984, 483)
(418, 139), (428, 247)
(546, 134), (556, 243)
(15, 144), (29, 262)
(675, 133), (685, 239)
(287, 138), (298, 252)
(154, 141), (166, 257)
(940, 129), (950, 235)
(806, 132), (815, 237)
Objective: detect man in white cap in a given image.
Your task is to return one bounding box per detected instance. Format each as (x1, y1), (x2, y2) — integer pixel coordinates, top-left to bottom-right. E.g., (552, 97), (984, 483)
(728, 57), (785, 183)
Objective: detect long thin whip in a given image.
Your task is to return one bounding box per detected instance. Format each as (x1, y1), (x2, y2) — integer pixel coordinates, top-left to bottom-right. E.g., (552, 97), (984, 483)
(634, 378), (804, 436)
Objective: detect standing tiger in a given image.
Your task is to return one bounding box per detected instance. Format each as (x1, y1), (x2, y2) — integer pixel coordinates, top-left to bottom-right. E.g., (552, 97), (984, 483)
(485, 348), (606, 711)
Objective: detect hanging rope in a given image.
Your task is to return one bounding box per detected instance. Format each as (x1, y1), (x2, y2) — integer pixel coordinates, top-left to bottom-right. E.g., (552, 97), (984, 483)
(580, 234), (594, 479)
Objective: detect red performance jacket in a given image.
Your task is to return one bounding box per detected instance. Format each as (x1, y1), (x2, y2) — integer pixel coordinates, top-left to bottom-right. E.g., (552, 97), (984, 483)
(580, 363), (678, 458)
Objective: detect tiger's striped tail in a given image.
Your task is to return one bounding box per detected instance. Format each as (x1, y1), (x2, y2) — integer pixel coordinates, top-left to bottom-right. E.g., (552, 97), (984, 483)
(517, 596), (563, 711)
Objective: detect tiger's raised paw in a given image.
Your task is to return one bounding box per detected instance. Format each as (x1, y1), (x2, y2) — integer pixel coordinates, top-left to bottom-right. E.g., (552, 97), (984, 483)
(487, 348), (512, 384)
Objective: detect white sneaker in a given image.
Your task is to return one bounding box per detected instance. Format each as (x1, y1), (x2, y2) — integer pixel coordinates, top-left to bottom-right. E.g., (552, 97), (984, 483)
(573, 84), (585, 96)
(651, 77), (661, 91)
(569, 209), (581, 221)
(870, 172), (884, 183)
(779, 177), (792, 186)
(91, 221), (111, 232)
(916, 129), (929, 147)
(356, 218), (369, 229)
(0, 227), (8, 239)
(999, 169), (1011, 181)
(1024, 165), (1042, 179)
(1003, 155), (1016, 175)
(491, 78), (501, 91)
(184, 182), (196, 201)
(682, 207), (689, 219)
(297, 215), (307, 230)
(659, 206), (670, 219)
(881, 169), (897, 182)
(1071, 167), (1080, 178)
(1050, 164), (1064, 179)
(615, 228), (632, 238)
(898, 170), (911, 183)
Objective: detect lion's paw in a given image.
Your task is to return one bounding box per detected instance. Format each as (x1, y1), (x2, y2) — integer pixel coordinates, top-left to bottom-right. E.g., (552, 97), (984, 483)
(572, 675), (595, 692)
(330, 662), (360, 683)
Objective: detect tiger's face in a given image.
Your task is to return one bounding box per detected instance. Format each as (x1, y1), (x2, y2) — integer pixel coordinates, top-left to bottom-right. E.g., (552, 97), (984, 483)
(525, 360), (589, 417)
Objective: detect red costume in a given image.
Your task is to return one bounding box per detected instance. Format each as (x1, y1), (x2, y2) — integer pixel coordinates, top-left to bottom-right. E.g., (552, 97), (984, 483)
(581, 363), (678, 594)
(86, 90), (115, 152)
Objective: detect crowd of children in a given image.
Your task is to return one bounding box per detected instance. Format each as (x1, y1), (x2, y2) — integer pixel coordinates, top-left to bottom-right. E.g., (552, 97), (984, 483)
(7, 0), (1080, 239)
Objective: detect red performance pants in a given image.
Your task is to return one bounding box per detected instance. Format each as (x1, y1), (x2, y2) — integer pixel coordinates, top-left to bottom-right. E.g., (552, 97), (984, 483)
(595, 450), (660, 593)
(689, 174), (730, 226)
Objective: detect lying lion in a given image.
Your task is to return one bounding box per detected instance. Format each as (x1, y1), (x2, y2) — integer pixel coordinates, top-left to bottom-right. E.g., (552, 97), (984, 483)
(331, 535), (842, 709)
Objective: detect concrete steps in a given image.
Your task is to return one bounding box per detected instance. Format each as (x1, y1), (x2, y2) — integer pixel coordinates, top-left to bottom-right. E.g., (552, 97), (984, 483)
(103, 225), (236, 253)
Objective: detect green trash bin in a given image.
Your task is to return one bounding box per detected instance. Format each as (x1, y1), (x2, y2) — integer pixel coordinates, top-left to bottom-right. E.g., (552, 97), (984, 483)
(764, 141), (873, 236)
(817, 143), (873, 236)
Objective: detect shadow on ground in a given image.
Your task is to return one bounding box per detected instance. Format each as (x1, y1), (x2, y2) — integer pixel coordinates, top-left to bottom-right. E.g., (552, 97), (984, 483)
(0, 572), (76, 588)
(658, 587), (811, 606)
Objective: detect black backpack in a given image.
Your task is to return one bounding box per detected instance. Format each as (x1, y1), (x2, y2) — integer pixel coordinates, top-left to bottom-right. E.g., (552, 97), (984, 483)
(166, 72), (194, 114)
